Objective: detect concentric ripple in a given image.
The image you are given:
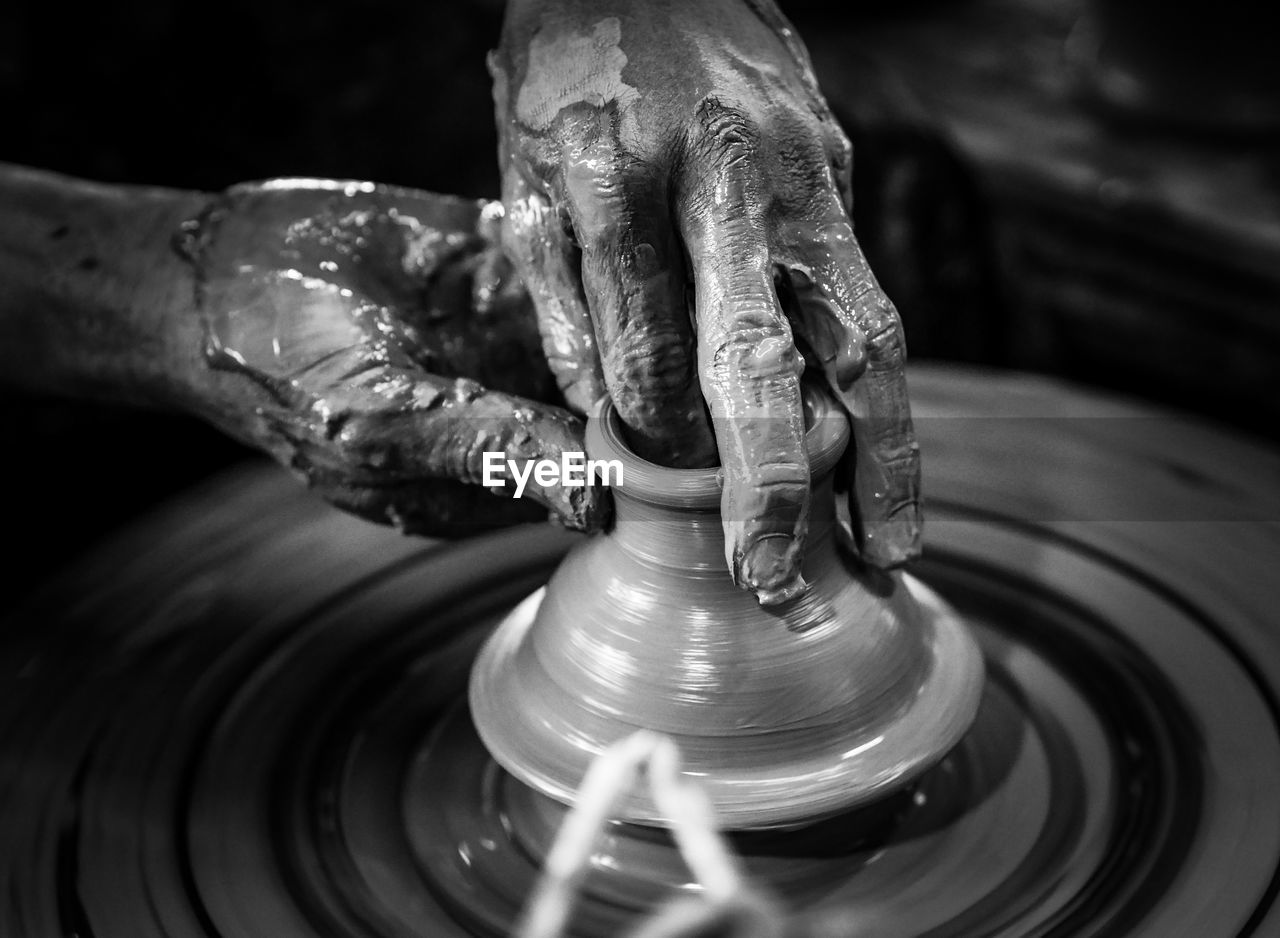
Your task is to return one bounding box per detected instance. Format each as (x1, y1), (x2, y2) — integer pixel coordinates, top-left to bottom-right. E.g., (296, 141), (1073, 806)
(3, 367), (1279, 937)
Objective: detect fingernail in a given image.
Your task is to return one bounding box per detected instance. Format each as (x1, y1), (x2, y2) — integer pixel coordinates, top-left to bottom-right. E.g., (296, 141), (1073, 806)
(755, 574), (809, 607)
(861, 503), (922, 569)
(738, 535), (806, 605)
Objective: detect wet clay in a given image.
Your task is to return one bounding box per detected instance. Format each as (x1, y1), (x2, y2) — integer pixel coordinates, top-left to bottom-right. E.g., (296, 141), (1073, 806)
(470, 385), (984, 828)
(3, 367), (1280, 935)
(177, 179), (607, 536)
(493, 0), (923, 598)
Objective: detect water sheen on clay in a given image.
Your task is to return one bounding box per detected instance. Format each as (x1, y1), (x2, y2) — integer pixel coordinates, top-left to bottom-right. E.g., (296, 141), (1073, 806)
(175, 179), (609, 535)
(470, 386), (985, 827)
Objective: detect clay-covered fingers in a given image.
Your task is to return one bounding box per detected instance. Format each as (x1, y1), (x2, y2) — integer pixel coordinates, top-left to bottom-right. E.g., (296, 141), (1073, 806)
(677, 107), (810, 604)
(560, 142), (717, 469)
(500, 171), (605, 416)
(778, 195), (921, 569)
(185, 176), (609, 540)
(284, 370), (610, 536)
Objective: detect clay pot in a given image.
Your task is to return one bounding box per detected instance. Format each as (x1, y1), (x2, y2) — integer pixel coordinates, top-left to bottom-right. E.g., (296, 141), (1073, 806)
(470, 388), (984, 829)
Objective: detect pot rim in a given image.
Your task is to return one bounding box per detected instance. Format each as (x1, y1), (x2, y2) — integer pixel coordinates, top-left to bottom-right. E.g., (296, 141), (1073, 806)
(585, 383), (850, 509)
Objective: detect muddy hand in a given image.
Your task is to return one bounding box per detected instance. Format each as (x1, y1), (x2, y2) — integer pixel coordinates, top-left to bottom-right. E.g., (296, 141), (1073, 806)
(494, 0), (920, 602)
(179, 179), (609, 536)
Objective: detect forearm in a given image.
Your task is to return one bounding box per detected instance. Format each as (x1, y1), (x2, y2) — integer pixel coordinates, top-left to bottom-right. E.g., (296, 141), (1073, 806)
(0, 163), (211, 409)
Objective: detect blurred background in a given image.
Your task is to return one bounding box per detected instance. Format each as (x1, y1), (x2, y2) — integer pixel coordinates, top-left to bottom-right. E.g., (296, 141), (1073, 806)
(2, 0), (1277, 601)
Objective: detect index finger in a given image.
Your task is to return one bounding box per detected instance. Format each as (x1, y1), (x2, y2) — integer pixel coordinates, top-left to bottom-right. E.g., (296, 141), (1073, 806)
(676, 105), (810, 605)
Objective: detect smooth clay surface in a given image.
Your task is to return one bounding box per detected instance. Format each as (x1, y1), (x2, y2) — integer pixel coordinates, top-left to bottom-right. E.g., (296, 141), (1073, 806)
(3, 367), (1280, 937)
(469, 386), (985, 828)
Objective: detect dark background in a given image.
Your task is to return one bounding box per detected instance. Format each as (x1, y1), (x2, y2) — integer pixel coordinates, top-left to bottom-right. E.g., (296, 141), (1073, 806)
(1, 0), (509, 598)
(2, 0), (1277, 602)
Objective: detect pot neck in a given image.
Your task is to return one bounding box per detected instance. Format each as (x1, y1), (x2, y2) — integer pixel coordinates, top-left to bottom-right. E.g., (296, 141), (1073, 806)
(608, 474), (840, 573)
(584, 385), (851, 574)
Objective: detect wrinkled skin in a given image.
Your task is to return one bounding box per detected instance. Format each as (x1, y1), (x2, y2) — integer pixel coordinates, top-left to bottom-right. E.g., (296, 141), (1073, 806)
(0, 164), (611, 538)
(1, 0), (920, 600)
(494, 0), (921, 603)
(178, 179), (610, 537)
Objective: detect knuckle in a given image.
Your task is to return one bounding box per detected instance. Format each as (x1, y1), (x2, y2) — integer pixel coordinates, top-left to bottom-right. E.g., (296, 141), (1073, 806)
(431, 418), (512, 486)
(566, 161), (624, 205)
(608, 326), (692, 396)
(863, 296), (905, 359)
(723, 292), (789, 334)
(750, 459), (810, 491)
(776, 109), (831, 167)
(692, 96), (760, 168)
(726, 236), (772, 275)
(873, 435), (920, 468)
(774, 164), (836, 219)
(563, 151), (649, 245)
(710, 318), (801, 375)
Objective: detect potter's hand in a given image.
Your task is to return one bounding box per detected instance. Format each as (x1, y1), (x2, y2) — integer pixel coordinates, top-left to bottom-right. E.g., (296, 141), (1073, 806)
(181, 180), (609, 536)
(493, 0), (920, 602)
(0, 164), (606, 536)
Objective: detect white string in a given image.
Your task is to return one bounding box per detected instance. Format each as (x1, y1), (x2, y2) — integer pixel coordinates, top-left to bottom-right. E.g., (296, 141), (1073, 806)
(513, 731), (783, 938)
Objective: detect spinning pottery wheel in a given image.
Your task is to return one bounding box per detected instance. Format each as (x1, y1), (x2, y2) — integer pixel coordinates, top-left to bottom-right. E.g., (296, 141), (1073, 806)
(3, 365), (1279, 937)
(471, 384), (985, 829)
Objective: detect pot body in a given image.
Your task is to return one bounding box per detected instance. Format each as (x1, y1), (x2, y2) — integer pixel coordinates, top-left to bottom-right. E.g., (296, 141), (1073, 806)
(470, 394), (984, 828)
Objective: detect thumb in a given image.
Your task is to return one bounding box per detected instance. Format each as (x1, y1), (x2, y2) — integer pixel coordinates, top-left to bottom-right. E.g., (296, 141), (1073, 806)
(443, 386), (612, 532)
(290, 373), (611, 533)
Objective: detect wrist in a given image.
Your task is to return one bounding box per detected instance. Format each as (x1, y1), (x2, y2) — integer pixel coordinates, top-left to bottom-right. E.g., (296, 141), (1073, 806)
(0, 164), (211, 411)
